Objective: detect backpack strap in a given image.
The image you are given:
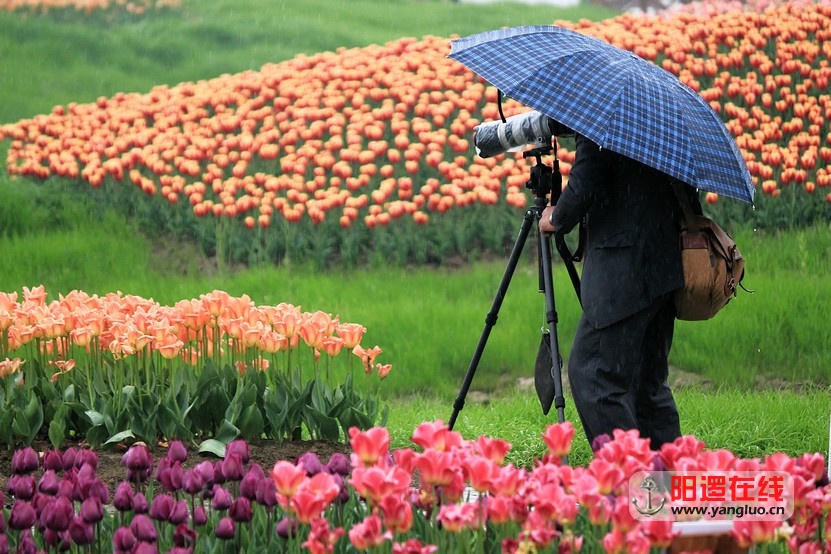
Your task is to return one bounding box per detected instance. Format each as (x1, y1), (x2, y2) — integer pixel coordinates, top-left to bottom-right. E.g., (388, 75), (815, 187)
(671, 180), (700, 233)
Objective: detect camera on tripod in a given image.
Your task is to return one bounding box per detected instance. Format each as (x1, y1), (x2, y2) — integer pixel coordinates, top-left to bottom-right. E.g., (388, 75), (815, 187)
(474, 110), (573, 159)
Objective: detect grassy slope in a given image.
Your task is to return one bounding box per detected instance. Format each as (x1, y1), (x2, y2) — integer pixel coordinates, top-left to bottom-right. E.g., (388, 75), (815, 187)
(0, 0), (617, 123)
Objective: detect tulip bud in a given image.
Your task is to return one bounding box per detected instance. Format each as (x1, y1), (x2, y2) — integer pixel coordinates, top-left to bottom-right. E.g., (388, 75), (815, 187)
(80, 497), (104, 524)
(194, 460), (215, 488)
(255, 478), (278, 508)
(182, 469), (205, 496)
(215, 517), (236, 540)
(42, 450), (64, 472)
(167, 440), (188, 464)
(297, 452), (323, 476)
(9, 475), (36, 501)
(238, 471), (261, 501)
(229, 497), (252, 523)
(159, 460), (184, 493)
(326, 452), (350, 476)
(173, 523), (196, 547)
(169, 500), (189, 526)
(192, 505), (207, 527)
(211, 485), (232, 511)
(69, 515), (95, 546)
(226, 440), (250, 464)
(121, 444), (153, 473)
(43, 496), (73, 532)
(75, 449), (98, 471)
(113, 482), (134, 512)
(79, 475), (109, 504)
(113, 527), (137, 553)
(16, 530), (38, 554)
(8, 501), (37, 530)
(275, 517), (299, 539)
(221, 453), (245, 482)
(130, 514), (158, 543)
(37, 470), (60, 496)
(149, 494), (175, 521)
(132, 492), (149, 514)
(62, 447), (78, 470)
(11, 447), (39, 474)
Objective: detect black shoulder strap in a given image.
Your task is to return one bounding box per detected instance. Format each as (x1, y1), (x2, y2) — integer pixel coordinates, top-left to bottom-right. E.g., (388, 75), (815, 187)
(671, 181), (699, 233)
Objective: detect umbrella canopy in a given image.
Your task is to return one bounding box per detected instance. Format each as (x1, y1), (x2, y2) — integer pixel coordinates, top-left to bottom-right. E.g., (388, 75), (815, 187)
(449, 25), (755, 205)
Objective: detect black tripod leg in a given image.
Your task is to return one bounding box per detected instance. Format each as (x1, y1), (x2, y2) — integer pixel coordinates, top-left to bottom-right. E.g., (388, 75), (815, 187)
(539, 230), (567, 426)
(448, 208), (536, 431)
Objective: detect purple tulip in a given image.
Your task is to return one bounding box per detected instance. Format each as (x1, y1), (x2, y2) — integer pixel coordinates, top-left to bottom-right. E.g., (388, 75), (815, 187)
(226, 440), (250, 464)
(0, 535), (8, 554)
(229, 497), (252, 523)
(41, 528), (69, 549)
(192, 505), (207, 526)
(173, 523), (196, 547)
(113, 482), (134, 512)
(69, 515), (95, 546)
(331, 473), (350, 505)
(132, 492), (149, 514)
(297, 452), (322, 476)
(221, 453), (245, 482)
(121, 444), (153, 473)
(61, 447), (78, 471)
(16, 530), (37, 554)
(255, 477), (278, 508)
(215, 517), (235, 540)
(8, 501), (37, 530)
(167, 440), (188, 463)
(8, 474), (36, 501)
(0, 506), (5, 534)
(130, 514), (158, 543)
(42, 450), (64, 472)
(182, 469), (205, 496)
(212, 460), (226, 484)
(169, 500), (189, 526)
(43, 495), (73, 532)
(326, 452), (350, 476)
(112, 527), (137, 553)
(238, 469), (262, 500)
(37, 470), (60, 496)
(159, 460), (184, 493)
(149, 494), (175, 521)
(80, 497), (104, 524)
(75, 449), (98, 471)
(275, 517), (299, 539)
(211, 485), (232, 511)
(11, 447), (39, 474)
(133, 542), (159, 554)
(79, 475), (109, 504)
(193, 460), (215, 487)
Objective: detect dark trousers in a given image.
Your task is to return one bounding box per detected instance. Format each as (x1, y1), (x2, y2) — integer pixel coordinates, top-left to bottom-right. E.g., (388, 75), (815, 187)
(567, 293), (681, 451)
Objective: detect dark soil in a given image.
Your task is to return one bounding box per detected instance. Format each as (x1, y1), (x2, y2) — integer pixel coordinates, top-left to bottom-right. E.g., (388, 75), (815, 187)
(0, 439), (351, 503)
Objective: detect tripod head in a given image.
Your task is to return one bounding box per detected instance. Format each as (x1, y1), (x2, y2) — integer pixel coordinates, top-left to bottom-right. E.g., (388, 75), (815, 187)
(523, 145), (562, 207)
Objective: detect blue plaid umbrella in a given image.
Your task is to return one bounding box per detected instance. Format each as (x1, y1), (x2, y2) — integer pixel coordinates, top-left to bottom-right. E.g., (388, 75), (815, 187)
(449, 25), (755, 204)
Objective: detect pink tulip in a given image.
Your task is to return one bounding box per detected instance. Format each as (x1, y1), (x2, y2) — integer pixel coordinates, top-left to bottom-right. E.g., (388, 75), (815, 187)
(348, 426), (391, 467)
(348, 514), (392, 550)
(541, 421), (575, 459)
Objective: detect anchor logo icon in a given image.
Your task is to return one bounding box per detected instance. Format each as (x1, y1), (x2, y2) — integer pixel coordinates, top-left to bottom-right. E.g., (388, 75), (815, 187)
(632, 475), (666, 517)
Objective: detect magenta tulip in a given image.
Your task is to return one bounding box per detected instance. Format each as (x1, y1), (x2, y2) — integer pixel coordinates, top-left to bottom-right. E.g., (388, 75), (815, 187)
(113, 482), (134, 512)
(8, 501), (37, 530)
(130, 514), (158, 543)
(297, 452), (323, 475)
(11, 447), (39, 474)
(113, 527), (137, 553)
(68, 515), (94, 546)
(226, 440), (250, 464)
(229, 497), (252, 522)
(167, 440), (188, 463)
(215, 517), (235, 540)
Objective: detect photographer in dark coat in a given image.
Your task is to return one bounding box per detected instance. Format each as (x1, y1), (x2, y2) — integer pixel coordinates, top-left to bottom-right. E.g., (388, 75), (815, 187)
(539, 129), (700, 451)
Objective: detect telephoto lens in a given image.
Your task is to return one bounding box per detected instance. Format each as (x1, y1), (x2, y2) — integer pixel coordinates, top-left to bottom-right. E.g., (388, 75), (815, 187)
(474, 110), (554, 158)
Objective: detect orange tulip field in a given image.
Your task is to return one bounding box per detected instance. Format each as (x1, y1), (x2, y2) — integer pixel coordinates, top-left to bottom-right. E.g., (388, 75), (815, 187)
(1, 0), (829, 266)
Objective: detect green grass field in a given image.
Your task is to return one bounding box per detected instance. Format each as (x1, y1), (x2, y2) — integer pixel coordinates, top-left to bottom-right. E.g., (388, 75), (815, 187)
(1, 0), (830, 460)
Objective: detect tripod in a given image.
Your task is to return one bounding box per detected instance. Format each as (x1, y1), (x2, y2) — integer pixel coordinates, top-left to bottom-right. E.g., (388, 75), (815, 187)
(448, 146), (582, 430)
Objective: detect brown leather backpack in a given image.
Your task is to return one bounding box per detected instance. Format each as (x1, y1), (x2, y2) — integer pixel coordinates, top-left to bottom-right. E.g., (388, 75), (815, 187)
(673, 184), (746, 321)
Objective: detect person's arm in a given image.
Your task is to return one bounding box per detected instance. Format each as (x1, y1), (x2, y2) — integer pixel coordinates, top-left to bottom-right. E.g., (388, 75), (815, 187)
(539, 134), (610, 234)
